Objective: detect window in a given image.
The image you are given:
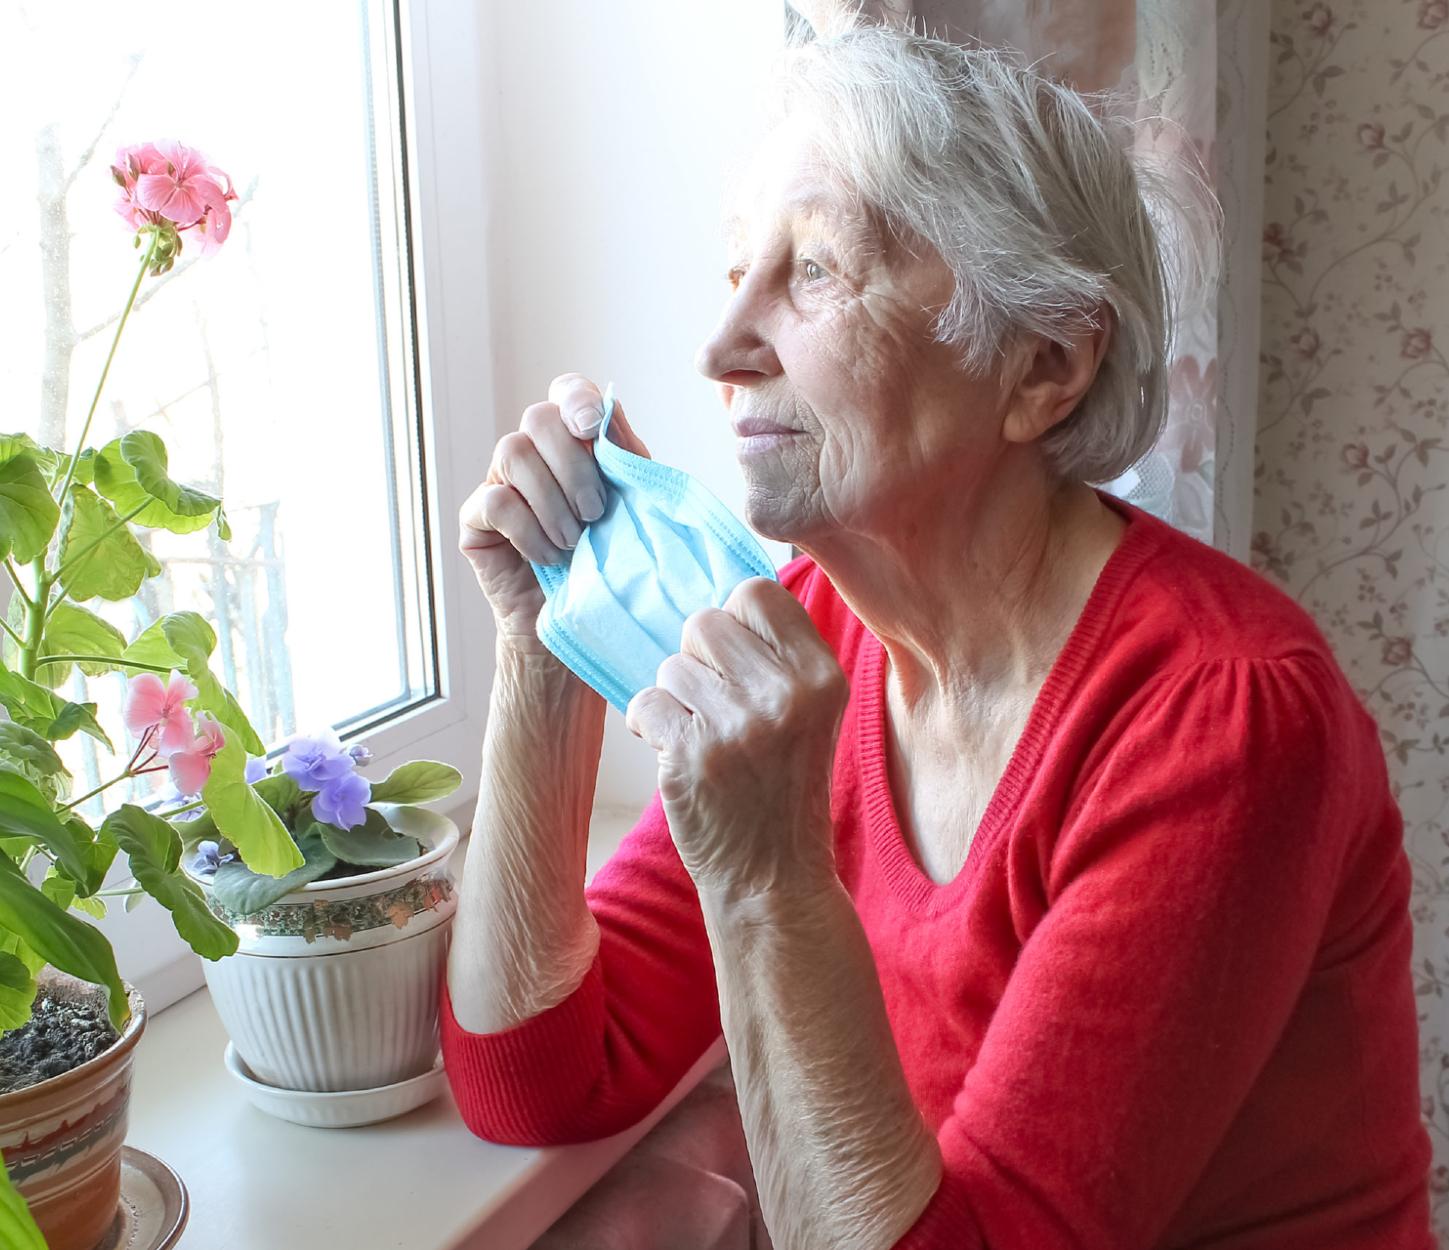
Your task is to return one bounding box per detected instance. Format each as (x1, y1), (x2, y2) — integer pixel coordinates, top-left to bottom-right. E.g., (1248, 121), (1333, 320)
(1, 0), (497, 1005)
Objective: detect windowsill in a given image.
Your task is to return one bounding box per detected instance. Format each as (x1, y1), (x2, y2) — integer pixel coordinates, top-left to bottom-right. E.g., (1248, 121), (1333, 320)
(123, 803), (712, 1249)
(126, 987), (726, 1249)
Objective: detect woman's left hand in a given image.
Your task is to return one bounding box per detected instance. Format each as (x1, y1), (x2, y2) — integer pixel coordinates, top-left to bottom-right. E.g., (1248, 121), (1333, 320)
(626, 577), (849, 900)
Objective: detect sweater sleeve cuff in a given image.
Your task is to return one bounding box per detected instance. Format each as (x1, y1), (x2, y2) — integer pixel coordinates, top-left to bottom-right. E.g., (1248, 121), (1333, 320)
(439, 955), (607, 1144)
(891, 1164), (983, 1250)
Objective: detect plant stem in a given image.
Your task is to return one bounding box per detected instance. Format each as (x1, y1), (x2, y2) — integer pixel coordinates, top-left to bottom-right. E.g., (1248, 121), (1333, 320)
(51, 228), (161, 510)
(0, 614), (22, 648)
(17, 559), (50, 682)
(33, 653), (174, 674)
(2, 558), (33, 609)
(97, 885), (145, 898)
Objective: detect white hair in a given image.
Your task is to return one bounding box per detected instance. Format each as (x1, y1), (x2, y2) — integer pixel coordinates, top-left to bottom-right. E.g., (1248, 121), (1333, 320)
(767, 24), (1222, 484)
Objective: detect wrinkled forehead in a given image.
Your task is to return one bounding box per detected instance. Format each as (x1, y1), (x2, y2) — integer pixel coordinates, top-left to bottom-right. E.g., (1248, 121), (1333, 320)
(721, 118), (882, 249)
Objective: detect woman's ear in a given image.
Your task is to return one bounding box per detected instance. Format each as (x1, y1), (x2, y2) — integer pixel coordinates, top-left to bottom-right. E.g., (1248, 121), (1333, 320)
(1001, 308), (1114, 445)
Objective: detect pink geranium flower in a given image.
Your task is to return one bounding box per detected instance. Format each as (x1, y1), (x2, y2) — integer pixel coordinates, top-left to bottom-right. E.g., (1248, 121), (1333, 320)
(123, 669), (198, 756)
(111, 139), (237, 257)
(168, 713), (228, 798)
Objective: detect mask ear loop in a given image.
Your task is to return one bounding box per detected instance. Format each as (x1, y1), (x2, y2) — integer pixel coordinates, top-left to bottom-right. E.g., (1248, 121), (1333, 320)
(596, 382), (617, 444)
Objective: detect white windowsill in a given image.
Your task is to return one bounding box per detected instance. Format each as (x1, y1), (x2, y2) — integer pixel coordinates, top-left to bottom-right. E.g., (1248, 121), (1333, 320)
(127, 989), (726, 1250)
(124, 804), (710, 1249)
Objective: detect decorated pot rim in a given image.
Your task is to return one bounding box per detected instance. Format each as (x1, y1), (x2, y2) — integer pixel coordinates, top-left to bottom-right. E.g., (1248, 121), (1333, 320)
(0, 979), (145, 1110)
(183, 806), (459, 898)
(202, 869), (456, 944)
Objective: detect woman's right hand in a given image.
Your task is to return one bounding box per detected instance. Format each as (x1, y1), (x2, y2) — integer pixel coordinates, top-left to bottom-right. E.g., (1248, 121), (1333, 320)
(459, 373), (649, 653)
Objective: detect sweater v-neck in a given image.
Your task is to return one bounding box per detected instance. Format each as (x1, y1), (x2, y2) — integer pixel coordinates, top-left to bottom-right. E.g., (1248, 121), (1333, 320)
(855, 489), (1164, 915)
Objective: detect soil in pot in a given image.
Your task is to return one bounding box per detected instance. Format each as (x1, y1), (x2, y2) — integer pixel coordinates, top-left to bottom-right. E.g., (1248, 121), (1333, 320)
(0, 983), (119, 1094)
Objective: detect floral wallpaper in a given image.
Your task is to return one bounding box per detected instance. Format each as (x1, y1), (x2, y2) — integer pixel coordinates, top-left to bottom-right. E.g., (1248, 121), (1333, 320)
(1252, 0), (1449, 1235)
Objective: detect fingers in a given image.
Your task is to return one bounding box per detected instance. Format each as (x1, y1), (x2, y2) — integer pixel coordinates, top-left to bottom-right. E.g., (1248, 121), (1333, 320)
(520, 402), (607, 523)
(548, 374), (608, 439)
(626, 685), (691, 753)
(459, 479), (565, 566)
(723, 579), (845, 699)
(679, 607), (772, 679)
(489, 430), (581, 552)
(548, 372), (650, 459)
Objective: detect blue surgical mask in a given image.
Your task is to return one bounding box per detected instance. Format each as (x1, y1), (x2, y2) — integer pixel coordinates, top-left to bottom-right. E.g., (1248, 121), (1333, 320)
(529, 385), (777, 712)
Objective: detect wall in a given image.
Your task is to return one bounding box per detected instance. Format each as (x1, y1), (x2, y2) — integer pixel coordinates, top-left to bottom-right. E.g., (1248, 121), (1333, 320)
(477, 0), (788, 810)
(1252, 0), (1449, 1229)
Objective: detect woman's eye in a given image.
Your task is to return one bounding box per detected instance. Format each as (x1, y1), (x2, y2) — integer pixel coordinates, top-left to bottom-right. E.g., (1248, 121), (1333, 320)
(799, 258), (826, 282)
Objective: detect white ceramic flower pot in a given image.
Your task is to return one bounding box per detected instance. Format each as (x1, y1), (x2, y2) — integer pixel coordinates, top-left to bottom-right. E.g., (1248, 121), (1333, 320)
(186, 805), (458, 1096)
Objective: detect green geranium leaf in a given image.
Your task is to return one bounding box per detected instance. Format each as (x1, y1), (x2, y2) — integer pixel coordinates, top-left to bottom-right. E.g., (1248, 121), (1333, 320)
(210, 827), (335, 914)
(202, 731), (302, 877)
(0, 770), (104, 892)
(313, 808), (421, 868)
(0, 858), (127, 1031)
(93, 431), (219, 535)
(0, 434), (60, 480)
(0, 927), (44, 977)
(366, 760), (463, 805)
(31, 602), (128, 688)
(54, 485), (151, 602)
(0, 668), (113, 751)
(0, 452), (59, 565)
(0, 950), (38, 1032)
(0, 723), (71, 804)
(157, 612), (264, 755)
(0, 1143), (47, 1250)
(121, 615), (185, 670)
(103, 805), (238, 961)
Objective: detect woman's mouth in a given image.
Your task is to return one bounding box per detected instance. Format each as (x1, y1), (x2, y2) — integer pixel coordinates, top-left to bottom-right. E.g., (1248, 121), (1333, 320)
(731, 416), (801, 454)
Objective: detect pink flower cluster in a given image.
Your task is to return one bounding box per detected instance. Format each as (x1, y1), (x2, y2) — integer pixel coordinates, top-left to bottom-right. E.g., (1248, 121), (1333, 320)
(122, 670), (226, 797)
(110, 139), (236, 258)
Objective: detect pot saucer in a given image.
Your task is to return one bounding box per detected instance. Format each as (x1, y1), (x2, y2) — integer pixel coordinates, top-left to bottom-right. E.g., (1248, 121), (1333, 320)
(223, 1043), (447, 1128)
(95, 1146), (188, 1250)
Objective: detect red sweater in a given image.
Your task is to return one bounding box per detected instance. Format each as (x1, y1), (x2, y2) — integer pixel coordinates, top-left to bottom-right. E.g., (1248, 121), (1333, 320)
(441, 491), (1433, 1249)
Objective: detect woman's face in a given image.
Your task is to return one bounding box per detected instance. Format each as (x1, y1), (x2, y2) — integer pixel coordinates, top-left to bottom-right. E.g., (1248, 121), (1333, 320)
(695, 117), (1009, 548)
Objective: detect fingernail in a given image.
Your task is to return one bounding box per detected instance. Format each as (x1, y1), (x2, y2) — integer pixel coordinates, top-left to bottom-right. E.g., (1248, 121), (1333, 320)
(578, 488), (605, 523)
(575, 406), (605, 437)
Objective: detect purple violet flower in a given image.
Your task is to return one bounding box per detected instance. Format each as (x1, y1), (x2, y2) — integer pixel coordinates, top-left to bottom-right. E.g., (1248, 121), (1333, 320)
(244, 754), (270, 784)
(347, 742), (372, 767)
(281, 729), (354, 790)
(312, 771), (371, 831)
(187, 839), (236, 876)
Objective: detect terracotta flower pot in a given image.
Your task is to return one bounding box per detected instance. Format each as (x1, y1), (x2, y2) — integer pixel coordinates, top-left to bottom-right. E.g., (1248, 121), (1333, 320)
(0, 976), (146, 1250)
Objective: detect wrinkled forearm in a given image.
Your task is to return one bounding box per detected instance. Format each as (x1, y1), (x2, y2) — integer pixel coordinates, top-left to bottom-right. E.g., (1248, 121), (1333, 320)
(700, 879), (943, 1250)
(447, 642), (606, 1033)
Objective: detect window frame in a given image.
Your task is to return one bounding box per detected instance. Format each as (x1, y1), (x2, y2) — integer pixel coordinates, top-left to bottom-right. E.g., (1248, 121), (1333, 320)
(4, 0), (496, 1011)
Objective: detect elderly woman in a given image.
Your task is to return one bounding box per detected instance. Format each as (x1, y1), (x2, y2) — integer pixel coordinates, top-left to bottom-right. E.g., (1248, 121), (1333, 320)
(444, 25), (1432, 1250)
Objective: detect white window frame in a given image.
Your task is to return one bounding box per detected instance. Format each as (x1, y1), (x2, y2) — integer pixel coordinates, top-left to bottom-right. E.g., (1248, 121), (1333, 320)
(3, 0), (496, 1012)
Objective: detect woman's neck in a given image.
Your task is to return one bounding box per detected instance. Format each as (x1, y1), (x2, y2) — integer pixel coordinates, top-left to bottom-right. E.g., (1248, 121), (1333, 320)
(802, 464), (1129, 717)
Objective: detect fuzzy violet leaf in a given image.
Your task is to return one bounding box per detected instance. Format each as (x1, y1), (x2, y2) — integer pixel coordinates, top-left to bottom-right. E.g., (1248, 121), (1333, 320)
(0, 858), (127, 1032)
(200, 730), (303, 877)
(102, 805), (238, 961)
(0, 450), (59, 565)
(0, 669), (112, 751)
(92, 430), (221, 536)
(312, 808), (421, 868)
(54, 484), (156, 602)
(366, 760), (463, 805)
(209, 827), (337, 914)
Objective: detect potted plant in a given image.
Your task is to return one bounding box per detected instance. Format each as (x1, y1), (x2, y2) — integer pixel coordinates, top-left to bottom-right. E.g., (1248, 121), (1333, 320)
(177, 728), (462, 1113)
(0, 139), (257, 1249)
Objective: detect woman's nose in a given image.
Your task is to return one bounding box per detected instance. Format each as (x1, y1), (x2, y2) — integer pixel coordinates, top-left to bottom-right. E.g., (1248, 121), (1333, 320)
(694, 285), (780, 385)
